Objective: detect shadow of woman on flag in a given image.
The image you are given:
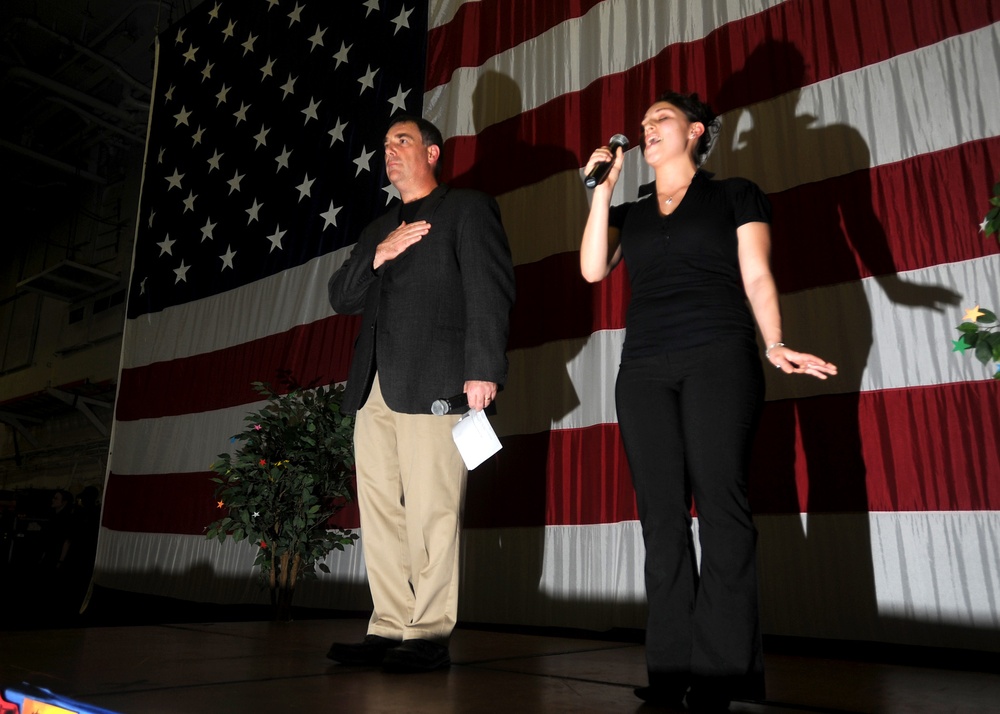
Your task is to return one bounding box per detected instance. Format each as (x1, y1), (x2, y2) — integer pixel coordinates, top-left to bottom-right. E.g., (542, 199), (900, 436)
(709, 39), (960, 644)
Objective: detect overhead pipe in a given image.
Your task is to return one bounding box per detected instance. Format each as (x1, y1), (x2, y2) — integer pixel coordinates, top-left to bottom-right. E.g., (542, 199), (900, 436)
(8, 17), (152, 97)
(47, 97), (146, 144)
(0, 137), (107, 184)
(6, 66), (142, 125)
(120, 95), (151, 112)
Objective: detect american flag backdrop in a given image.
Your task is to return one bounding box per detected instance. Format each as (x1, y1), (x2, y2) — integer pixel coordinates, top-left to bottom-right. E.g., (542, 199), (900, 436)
(100, 0), (1000, 650)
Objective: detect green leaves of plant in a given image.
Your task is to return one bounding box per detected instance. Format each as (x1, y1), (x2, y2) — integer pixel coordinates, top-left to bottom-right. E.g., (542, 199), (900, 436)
(984, 181), (1000, 237)
(953, 310), (1000, 372)
(204, 381), (359, 583)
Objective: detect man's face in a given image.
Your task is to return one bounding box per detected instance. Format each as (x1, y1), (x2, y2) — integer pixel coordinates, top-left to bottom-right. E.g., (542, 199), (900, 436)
(383, 121), (437, 188)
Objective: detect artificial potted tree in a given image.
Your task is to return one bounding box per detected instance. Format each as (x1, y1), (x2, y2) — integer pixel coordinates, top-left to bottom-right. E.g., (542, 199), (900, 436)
(206, 381), (357, 620)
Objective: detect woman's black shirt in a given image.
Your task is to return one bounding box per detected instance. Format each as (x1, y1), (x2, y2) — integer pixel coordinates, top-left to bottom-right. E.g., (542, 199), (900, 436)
(609, 171), (771, 360)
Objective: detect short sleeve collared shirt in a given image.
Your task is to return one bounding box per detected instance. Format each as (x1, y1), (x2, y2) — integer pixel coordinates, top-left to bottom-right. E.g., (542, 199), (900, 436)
(609, 172), (771, 358)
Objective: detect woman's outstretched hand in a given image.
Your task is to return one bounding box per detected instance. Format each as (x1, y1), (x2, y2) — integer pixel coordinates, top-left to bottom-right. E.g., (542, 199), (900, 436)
(767, 345), (838, 380)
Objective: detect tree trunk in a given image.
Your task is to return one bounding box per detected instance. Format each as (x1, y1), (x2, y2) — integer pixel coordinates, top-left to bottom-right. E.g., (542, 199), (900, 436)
(271, 551), (296, 622)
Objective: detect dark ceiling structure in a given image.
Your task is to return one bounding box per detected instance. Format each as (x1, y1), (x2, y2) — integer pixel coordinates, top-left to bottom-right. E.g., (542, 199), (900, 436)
(0, 1), (201, 460)
(1, 1), (206, 262)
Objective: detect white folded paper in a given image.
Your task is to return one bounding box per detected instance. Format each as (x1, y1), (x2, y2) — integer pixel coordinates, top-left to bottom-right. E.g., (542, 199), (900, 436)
(451, 409), (502, 470)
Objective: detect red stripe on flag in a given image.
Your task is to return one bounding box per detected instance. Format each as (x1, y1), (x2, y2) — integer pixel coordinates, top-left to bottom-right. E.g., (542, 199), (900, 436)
(543, 381), (1000, 525)
(508, 252), (629, 351)
(426, 0), (603, 90)
(770, 138), (1000, 293)
(543, 423), (637, 526)
(116, 314), (360, 421)
(465, 430), (552, 528)
(102, 470), (362, 535)
(103, 432), (548, 533)
(104, 381), (1000, 536)
(102, 472), (219, 533)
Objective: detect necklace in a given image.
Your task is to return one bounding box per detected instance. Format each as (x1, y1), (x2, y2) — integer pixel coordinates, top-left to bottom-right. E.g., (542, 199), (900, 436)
(661, 176), (694, 206)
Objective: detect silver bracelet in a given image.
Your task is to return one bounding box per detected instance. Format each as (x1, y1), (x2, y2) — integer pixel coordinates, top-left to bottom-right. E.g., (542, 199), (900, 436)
(765, 342), (785, 359)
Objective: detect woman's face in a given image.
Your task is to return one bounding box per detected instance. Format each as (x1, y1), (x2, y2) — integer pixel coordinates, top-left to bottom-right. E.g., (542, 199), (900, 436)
(640, 101), (697, 165)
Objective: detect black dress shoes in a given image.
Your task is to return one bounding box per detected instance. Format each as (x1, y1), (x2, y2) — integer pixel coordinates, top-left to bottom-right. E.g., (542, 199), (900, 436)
(382, 638), (451, 672)
(326, 634), (401, 665)
(633, 686), (685, 710)
(685, 688), (731, 712)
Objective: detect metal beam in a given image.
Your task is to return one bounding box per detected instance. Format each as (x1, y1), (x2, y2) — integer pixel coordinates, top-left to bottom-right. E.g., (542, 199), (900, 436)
(45, 388), (113, 437)
(0, 411), (42, 447)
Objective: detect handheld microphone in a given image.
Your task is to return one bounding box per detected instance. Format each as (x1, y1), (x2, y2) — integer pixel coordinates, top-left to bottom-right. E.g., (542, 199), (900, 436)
(431, 392), (468, 416)
(584, 134), (629, 188)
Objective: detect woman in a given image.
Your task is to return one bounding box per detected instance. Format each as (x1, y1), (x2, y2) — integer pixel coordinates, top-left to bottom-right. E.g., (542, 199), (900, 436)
(580, 92), (836, 711)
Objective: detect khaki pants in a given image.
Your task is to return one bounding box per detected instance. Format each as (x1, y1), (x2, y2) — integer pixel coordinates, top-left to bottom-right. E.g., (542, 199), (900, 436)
(355, 373), (468, 642)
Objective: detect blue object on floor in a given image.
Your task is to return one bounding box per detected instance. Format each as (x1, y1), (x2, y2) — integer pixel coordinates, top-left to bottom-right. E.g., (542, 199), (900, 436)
(1, 683), (122, 714)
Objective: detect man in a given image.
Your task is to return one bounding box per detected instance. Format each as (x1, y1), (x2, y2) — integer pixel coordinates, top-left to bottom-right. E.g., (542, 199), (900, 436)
(326, 114), (515, 672)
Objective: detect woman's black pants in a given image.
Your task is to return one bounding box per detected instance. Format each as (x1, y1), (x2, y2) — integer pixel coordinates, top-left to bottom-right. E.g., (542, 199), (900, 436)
(615, 338), (766, 700)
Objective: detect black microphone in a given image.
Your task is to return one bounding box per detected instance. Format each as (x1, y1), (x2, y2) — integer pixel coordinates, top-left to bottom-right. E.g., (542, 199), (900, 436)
(584, 133), (629, 188)
(431, 392), (468, 416)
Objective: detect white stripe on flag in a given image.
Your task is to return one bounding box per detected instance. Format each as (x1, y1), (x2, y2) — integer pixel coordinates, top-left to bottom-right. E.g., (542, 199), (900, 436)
(96, 511), (1000, 651)
(121, 247), (353, 370)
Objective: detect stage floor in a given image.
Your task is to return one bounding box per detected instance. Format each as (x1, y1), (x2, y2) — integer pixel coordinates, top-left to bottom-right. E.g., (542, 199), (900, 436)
(3, 616), (1000, 713)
